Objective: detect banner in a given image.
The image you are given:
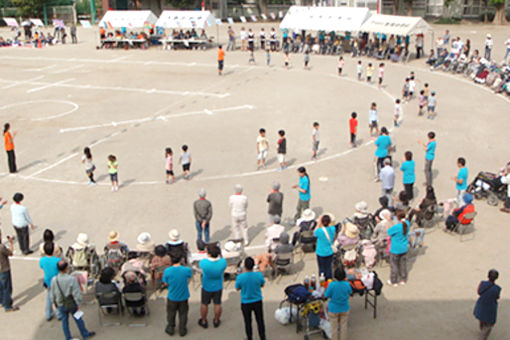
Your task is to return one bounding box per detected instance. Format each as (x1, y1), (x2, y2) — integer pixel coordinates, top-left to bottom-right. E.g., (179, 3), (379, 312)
(250, 15), (257, 22)
(3, 18), (18, 27)
(261, 13), (267, 20)
(227, 17), (234, 25)
(240, 16), (247, 23)
(79, 20), (91, 28)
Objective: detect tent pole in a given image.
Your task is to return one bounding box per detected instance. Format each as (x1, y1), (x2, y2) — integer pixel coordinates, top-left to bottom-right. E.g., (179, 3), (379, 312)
(216, 24), (219, 46)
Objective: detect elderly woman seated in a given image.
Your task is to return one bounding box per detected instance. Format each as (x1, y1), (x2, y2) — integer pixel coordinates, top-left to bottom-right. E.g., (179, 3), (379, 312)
(122, 271), (146, 316)
(95, 267), (121, 310)
(150, 245), (172, 288)
(445, 193), (476, 232)
(335, 222), (360, 248)
(408, 185), (437, 226)
(371, 209), (392, 248)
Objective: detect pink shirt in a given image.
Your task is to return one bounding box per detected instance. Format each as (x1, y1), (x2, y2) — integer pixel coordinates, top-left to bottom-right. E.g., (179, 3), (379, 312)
(338, 60), (344, 68)
(378, 67), (384, 78)
(166, 155), (173, 170)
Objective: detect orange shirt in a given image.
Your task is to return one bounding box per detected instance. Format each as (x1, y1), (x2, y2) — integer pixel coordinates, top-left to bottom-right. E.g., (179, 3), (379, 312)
(218, 49), (225, 61)
(4, 132), (14, 151)
(349, 118), (358, 134)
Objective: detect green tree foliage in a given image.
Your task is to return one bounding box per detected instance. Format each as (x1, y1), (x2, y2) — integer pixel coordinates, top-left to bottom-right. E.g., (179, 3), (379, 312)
(11, 0), (44, 17)
(165, 0), (196, 10)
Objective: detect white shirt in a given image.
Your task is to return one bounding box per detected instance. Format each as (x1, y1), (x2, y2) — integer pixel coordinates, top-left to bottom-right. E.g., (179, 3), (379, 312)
(357, 64), (362, 74)
(409, 79), (416, 92)
(394, 104), (401, 116)
(369, 109), (378, 122)
(240, 30), (247, 40)
(256, 136), (268, 151)
(500, 173), (510, 197)
(11, 203), (33, 228)
(229, 194), (248, 217)
(265, 224), (285, 251)
(312, 128), (320, 142)
(505, 39), (510, 49)
(180, 152), (191, 165)
(259, 31), (266, 39)
(485, 38), (493, 49)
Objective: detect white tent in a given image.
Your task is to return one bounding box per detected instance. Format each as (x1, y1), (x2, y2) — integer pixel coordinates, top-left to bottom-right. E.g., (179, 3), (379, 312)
(156, 10), (216, 29)
(279, 6), (371, 32)
(99, 10), (157, 28)
(3, 17), (18, 27)
(360, 14), (431, 36)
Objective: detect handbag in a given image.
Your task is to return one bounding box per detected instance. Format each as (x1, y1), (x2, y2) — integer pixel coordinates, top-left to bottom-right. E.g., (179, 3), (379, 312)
(322, 227), (338, 253)
(55, 277), (77, 310)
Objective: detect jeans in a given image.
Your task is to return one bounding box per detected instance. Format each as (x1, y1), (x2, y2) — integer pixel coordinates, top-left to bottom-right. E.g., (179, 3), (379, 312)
(0, 270), (13, 310)
(46, 288), (62, 320)
(424, 159), (433, 186)
(485, 46), (491, 60)
(195, 221), (210, 243)
(328, 310), (349, 340)
(389, 252), (407, 284)
(241, 300), (266, 340)
(166, 299), (188, 335)
(226, 39), (235, 51)
(317, 255), (333, 280)
(58, 305), (92, 340)
(294, 199), (310, 222)
(14, 226), (30, 254)
(6, 150), (16, 173)
(404, 183), (414, 201)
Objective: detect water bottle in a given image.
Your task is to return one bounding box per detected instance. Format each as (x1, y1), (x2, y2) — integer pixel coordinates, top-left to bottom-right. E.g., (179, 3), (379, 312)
(310, 274), (317, 291)
(319, 272), (325, 287)
(304, 275), (310, 290)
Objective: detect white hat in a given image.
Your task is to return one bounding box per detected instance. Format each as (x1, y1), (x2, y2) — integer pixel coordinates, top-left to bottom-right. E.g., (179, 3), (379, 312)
(301, 209), (316, 222)
(168, 229), (180, 242)
(345, 223), (360, 239)
(137, 232), (152, 244)
(355, 201), (369, 213)
(487, 33), (491, 38)
(77, 233), (89, 246)
(224, 241), (236, 252)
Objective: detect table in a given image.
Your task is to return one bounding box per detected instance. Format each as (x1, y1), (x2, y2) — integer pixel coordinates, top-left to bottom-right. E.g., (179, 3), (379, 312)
(160, 38), (210, 50)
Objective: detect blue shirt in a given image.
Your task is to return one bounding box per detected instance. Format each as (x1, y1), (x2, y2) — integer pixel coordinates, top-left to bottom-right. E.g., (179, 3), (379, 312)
(325, 280), (352, 313)
(298, 176), (311, 202)
(199, 258), (227, 293)
(375, 135), (391, 158)
(314, 226), (336, 257)
(400, 160), (415, 184)
(457, 167), (468, 190)
(426, 141), (436, 161)
(163, 265), (192, 301)
(39, 256), (61, 287)
(387, 221), (409, 255)
(235, 271), (265, 304)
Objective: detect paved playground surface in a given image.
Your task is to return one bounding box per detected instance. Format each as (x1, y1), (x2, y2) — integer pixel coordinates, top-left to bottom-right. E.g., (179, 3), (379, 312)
(0, 23), (509, 340)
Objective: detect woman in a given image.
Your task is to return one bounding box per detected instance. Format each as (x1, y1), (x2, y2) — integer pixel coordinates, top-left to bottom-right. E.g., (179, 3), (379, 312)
(474, 269), (501, 340)
(313, 214), (336, 279)
(371, 209), (392, 247)
(387, 210), (409, 287)
(38, 229), (62, 257)
(445, 193), (475, 232)
(95, 267), (121, 308)
(335, 222), (359, 248)
(394, 191), (409, 214)
(325, 268), (352, 340)
(408, 185), (437, 226)
(4, 123), (16, 173)
(400, 151), (415, 200)
(293, 167), (311, 223)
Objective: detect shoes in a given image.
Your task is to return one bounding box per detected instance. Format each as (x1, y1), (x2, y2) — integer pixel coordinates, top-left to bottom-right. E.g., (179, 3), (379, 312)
(6, 306), (19, 312)
(399, 281), (406, 286)
(500, 208), (510, 214)
(213, 320), (221, 328)
(198, 319), (208, 329)
(23, 250), (34, 255)
(386, 280), (398, 287)
(244, 240), (249, 246)
(86, 332), (96, 339)
(179, 328), (187, 337)
(165, 327), (175, 336)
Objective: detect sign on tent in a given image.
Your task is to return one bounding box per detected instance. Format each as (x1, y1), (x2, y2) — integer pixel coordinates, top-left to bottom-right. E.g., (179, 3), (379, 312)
(240, 16), (247, 23)
(250, 15), (257, 22)
(227, 17), (234, 25)
(3, 18), (18, 27)
(79, 20), (91, 28)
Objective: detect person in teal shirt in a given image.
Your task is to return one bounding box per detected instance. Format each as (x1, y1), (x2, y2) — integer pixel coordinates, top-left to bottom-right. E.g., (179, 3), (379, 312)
(452, 157), (468, 205)
(387, 211), (410, 286)
(400, 151), (416, 200)
(325, 268), (352, 340)
(293, 167), (310, 222)
(162, 252), (192, 337)
(235, 257), (266, 340)
(419, 131), (436, 186)
(39, 243), (61, 321)
(374, 127), (392, 177)
(313, 214), (336, 279)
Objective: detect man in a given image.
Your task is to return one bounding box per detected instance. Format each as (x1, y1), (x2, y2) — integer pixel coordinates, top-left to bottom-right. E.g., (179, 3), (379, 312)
(474, 269), (501, 340)
(10, 192), (34, 255)
(485, 34), (493, 60)
(70, 24), (77, 44)
(40, 242), (61, 320)
(266, 181), (283, 223)
(264, 216), (285, 253)
(163, 251), (192, 336)
(229, 184), (249, 246)
(452, 157), (468, 206)
(236, 257), (266, 340)
(226, 26), (235, 51)
(379, 158), (395, 206)
(445, 193), (475, 232)
(50, 260), (95, 340)
(419, 131), (436, 186)
(0, 229), (18, 312)
(193, 188), (213, 243)
(198, 244), (227, 329)
(217, 45), (225, 76)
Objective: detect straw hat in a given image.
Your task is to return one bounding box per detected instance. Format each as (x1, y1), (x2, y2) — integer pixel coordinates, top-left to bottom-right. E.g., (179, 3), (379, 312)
(108, 231), (119, 242)
(76, 233), (89, 246)
(345, 223), (360, 239)
(487, 33), (491, 38)
(168, 229), (180, 242)
(300, 209), (316, 222)
(355, 201), (369, 214)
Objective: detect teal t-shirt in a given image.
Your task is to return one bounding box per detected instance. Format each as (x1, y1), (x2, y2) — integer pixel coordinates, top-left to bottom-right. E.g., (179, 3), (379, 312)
(235, 271), (265, 304)
(299, 176), (311, 202)
(163, 265), (192, 301)
(314, 226), (336, 257)
(387, 221), (410, 255)
(325, 280), (352, 313)
(39, 256), (61, 287)
(425, 141), (436, 161)
(400, 160), (415, 184)
(457, 167), (468, 190)
(375, 135), (391, 158)
(199, 258), (227, 293)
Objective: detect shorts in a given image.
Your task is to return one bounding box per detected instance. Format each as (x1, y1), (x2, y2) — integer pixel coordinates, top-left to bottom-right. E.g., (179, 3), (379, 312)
(109, 173), (118, 182)
(85, 165), (96, 174)
(350, 133), (356, 143)
(166, 169), (174, 176)
(218, 60), (224, 70)
(277, 153), (286, 163)
(419, 104), (424, 109)
(370, 120), (378, 128)
(258, 149), (268, 161)
(338, 67), (343, 73)
(367, 76), (372, 82)
(312, 141), (320, 151)
(378, 77), (383, 84)
(404, 90), (409, 97)
(305, 61), (309, 67)
(285, 62), (289, 66)
(201, 289), (222, 305)
(427, 105), (435, 112)
(183, 163), (191, 171)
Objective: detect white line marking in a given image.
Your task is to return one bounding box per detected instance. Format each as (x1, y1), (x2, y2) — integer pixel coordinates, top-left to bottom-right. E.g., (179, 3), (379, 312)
(23, 64), (57, 72)
(0, 100), (79, 121)
(26, 78), (75, 93)
(27, 152), (79, 178)
(51, 64), (85, 74)
(10, 256), (40, 262)
(0, 75), (45, 89)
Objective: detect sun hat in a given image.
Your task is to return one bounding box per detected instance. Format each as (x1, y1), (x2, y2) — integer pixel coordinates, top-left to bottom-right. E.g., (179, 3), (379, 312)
(168, 229), (180, 242)
(108, 231), (119, 242)
(487, 33), (491, 38)
(355, 201), (369, 214)
(345, 223), (360, 239)
(137, 232), (151, 244)
(301, 209), (316, 222)
(76, 233), (89, 246)
(136, 232), (155, 252)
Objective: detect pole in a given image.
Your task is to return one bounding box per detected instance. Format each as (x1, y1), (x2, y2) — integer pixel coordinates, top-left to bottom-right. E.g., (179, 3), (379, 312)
(216, 24), (219, 47)
(90, 0), (96, 24)
(43, 4), (48, 26)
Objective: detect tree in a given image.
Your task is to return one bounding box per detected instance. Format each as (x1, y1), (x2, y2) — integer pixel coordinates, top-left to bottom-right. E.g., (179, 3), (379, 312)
(11, 0), (44, 17)
(490, 0), (508, 24)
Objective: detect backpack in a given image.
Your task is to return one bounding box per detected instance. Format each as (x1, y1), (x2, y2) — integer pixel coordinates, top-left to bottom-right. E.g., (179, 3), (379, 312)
(284, 284), (310, 304)
(72, 247), (89, 267)
(105, 245), (126, 268)
(349, 279), (366, 295)
(372, 271), (383, 296)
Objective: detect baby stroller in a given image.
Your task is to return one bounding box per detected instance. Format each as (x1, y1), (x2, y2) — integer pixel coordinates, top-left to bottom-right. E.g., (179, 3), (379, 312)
(467, 171), (507, 206)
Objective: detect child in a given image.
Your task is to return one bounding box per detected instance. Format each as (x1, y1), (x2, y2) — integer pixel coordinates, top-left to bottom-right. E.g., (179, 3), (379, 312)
(165, 147), (175, 184)
(402, 78), (410, 102)
(427, 92), (437, 119)
(304, 50), (310, 70)
(248, 50), (255, 65)
(356, 60), (362, 80)
(394, 99), (401, 127)
(337, 56), (344, 76)
(277, 130), (287, 170)
(366, 63), (374, 83)
(349, 112), (358, 148)
(284, 52), (290, 70)
(378, 63), (384, 89)
(107, 154), (118, 192)
(257, 128), (269, 169)
(179, 145), (192, 179)
(369, 102), (379, 137)
(418, 90), (426, 116)
(423, 83), (430, 101)
(409, 75), (416, 99)
(82, 147), (96, 185)
(312, 122), (320, 160)
(217, 45), (225, 76)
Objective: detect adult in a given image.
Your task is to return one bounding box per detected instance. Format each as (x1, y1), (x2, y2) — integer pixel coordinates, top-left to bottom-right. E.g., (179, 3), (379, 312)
(452, 157), (468, 206)
(193, 188), (213, 243)
(484, 34), (493, 60)
(313, 214), (336, 280)
(39, 228), (63, 257)
(371, 209), (392, 247)
(135, 232), (155, 254)
(325, 268), (352, 340)
(400, 151), (416, 200)
(235, 257), (266, 340)
(94, 267), (121, 307)
(104, 230), (128, 269)
(335, 222), (360, 248)
(409, 185), (437, 226)
(198, 244), (227, 329)
(379, 158), (395, 206)
(50, 260), (95, 340)
(163, 251), (192, 336)
(39, 242), (62, 321)
(70, 24), (77, 44)
(474, 269), (501, 340)
(10, 192), (34, 255)
(0, 229), (18, 312)
(504, 36), (510, 63)
(293, 167), (311, 223)
(4, 123), (16, 173)
(387, 210), (409, 287)
(266, 181), (283, 223)
(229, 184), (249, 246)
(499, 163), (510, 213)
(292, 208), (317, 246)
(419, 131), (436, 187)
(445, 193), (475, 232)
(374, 127), (392, 178)
(264, 216), (285, 252)
(226, 26), (235, 51)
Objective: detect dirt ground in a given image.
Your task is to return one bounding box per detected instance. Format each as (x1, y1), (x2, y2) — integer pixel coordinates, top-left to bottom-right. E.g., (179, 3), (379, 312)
(0, 22), (509, 340)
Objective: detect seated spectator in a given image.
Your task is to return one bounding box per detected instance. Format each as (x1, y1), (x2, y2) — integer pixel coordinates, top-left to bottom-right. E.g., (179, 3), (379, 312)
(135, 232), (155, 254)
(95, 267), (121, 307)
(265, 216), (285, 252)
(292, 208), (317, 246)
(151, 244), (172, 287)
(408, 185), (437, 226)
(274, 232), (293, 255)
(122, 271), (146, 316)
(104, 231), (129, 270)
(121, 251), (146, 284)
(166, 229), (187, 262)
(394, 191), (410, 214)
(190, 239), (209, 265)
(445, 193), (475, 232)
(371, 209), (392, 247)
(353, 201), (369, 220)
(372, 196), (394, 224)
(200, 30), (207, 40)
(335, 222), (360, 248)
(67, 233), (97, 270)
(222, 241), (241, 260)
(39, 228), (62, 257)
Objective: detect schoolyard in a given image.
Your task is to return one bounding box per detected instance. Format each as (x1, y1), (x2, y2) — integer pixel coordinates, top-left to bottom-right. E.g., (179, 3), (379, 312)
(0, 23), (509, 340)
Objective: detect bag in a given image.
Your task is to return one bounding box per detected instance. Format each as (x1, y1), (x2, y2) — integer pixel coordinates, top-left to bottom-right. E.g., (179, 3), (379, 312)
(106, 246), (125, 267)
(349, 279), (366, 295)
(322, 227), (338, 253)
(372, 271), (383, 296)
(56, 277), (77, 310)
(72, 247), (89, 267)
(343, 248), (357, 267)
(274, 307), (296, 325)
(284, 284), (310, 304)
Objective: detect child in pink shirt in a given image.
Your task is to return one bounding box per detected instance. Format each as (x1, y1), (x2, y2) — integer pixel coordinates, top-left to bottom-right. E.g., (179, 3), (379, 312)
(165, 147), (174, 184)
(378, 63), (385, 89)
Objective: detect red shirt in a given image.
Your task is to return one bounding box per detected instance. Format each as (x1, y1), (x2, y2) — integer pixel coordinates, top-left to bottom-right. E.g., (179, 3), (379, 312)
(458, 204), (475, 224)
(349, 118), (358, 134)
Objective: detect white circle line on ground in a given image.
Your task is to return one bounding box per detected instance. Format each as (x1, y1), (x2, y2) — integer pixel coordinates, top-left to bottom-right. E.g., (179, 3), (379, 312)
(0, 99), (79, 121)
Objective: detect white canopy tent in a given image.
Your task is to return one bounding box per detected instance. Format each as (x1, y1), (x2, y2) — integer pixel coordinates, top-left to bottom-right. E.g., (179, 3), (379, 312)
(279, 6), (371, 32)
(155, 10), (216, 29)
(360, 14), (431, 36)
(99, 10), (157, 28)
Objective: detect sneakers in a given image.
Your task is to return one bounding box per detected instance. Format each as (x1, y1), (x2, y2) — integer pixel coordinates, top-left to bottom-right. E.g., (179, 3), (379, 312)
(198, 319), (208, 329)
(399, 281), (406, 286)
(387, 280), (398, 287)
(86, 332), (96, 339)
(6, 306), (19, 312)
(213, 319), (221, 328)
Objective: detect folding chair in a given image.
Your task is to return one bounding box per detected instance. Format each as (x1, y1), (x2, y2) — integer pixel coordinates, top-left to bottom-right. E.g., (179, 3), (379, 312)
(452, 212), (477, 242)
(96, 290), (123, 326)
(273, 252), (293, 279)
(124, 291), (150, 327)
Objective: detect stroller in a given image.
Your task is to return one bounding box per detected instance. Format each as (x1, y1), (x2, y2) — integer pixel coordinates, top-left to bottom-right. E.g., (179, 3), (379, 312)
(467, 171), (507, 206)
